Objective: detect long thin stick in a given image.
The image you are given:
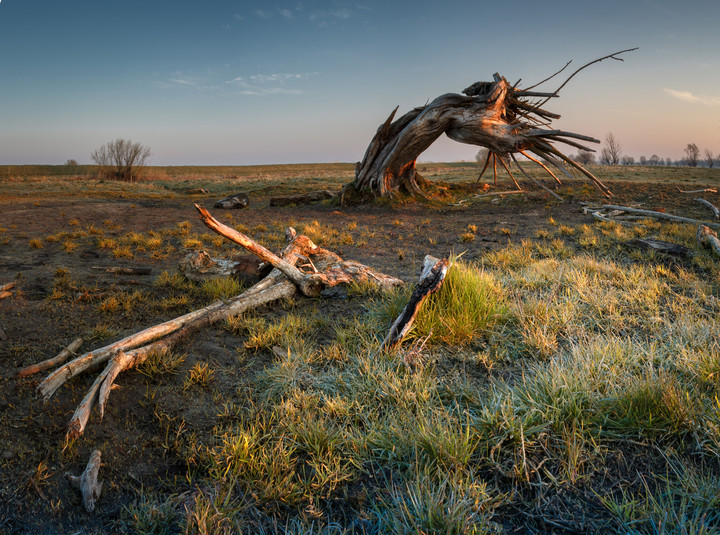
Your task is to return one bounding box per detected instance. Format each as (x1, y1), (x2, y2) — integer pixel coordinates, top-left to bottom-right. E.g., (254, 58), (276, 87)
(510, 154), (563, 202)
(17, 337), (84, 378)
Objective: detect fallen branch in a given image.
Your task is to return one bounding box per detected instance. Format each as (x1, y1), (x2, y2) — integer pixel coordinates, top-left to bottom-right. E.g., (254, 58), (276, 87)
(473, 190), (525, 198)
(694, 198), (720, 220)
(66, 449), (103, 512)
(37, 206), (404, 441)
(601, 205), (720, 230)
(17, 337), (84, 378)
(697, 224), (720, 257)
(1, 282), (15, 292)
(676, 186), (717, 194)
(382, 255), (448, 352)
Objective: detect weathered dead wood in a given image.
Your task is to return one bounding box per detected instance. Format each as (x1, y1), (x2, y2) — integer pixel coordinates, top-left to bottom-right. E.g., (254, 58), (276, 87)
(677, 186), (717, 194)
(602, 205), (720, 229)
(91, 266), (152, 275)
(65, 450), (102, 512)
(17, 337), (84, 378)
(270, 190), (335, 207)
(694, 198), (720, 219)
(1, 282), (15, 292)
(0, 291), (11, 300)
(625, 239), (692, 258)
(382, 256), (448, 352)
(346, 51), (638, 201)
(37, 206), (404, 441)
(697, 224), (720, 257)
(214, 192), (248, 209)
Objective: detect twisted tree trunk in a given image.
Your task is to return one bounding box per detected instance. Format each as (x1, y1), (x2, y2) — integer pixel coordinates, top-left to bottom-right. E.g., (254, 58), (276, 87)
(345, 50), (638, 201)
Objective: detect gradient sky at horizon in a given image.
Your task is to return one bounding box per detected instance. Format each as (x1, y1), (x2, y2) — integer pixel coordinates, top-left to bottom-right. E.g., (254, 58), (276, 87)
(1, 0), (718, 165)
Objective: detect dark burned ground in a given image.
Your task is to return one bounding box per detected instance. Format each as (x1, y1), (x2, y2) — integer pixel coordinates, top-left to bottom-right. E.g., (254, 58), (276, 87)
(0, 180), (715, 533)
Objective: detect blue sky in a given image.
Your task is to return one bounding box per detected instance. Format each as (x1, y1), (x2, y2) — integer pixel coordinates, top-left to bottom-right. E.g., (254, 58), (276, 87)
(0, 0), (719, 165)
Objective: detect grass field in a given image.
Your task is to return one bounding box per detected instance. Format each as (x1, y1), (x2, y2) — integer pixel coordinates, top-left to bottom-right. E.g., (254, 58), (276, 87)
(1, 163), (720, 533)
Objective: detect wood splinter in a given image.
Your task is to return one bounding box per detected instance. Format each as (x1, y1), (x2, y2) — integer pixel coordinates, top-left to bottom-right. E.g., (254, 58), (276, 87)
(65, 449), (103, 512)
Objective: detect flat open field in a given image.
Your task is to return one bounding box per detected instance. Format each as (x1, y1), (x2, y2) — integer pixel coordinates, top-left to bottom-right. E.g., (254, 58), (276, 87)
(1, 163), (720, 534)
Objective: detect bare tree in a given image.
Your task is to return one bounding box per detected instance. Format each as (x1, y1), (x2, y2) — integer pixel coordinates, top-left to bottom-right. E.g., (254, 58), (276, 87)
(704, 149), (715, 168)
(621, 155), (635, 165)
(650, 154), (661, 166)
(575, 150), (596, 165)
(665, 157), (673, 166)
(65, 159), (78, 166)
(600, 133), (622, 165)
(684, 143), (700, 167)
(91, 138), (151, 182)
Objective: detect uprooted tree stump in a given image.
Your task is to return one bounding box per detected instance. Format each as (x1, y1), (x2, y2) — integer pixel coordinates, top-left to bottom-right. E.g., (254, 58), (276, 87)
(343, 49), (638, 202)
(25, 205), (404, 441)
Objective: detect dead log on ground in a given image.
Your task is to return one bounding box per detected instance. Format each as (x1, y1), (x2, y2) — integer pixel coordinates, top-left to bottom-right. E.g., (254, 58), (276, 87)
(695, 198), (720, 219)
(35, 205), (403, 441)
(270, 190), (335, 207)
(625, 239), (692, 258)
(1, 282), (15, 292)
(66, 449), (103, 512)
(344, 49), (638, 201)
(382, 255), (448, 352)
(677, 186), (718, 194)
(697, 224), (720, 257)
(214, 193), (249, 209)
(17, 337), (84, 378)
(595, 205), (720, 230)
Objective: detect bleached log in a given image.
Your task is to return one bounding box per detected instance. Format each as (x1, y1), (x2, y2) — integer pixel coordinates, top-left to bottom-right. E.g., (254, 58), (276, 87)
(17, 337), (83, 378)
(66, 450), (103, 512)
(39, 206), (404, 441)
(382, 255), (448, 351)
(676, 186), (717, 194)
(602, 205), (720, 230)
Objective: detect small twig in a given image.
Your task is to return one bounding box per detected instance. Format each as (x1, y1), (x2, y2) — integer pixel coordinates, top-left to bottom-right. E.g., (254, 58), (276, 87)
(474, 190), (525, 198)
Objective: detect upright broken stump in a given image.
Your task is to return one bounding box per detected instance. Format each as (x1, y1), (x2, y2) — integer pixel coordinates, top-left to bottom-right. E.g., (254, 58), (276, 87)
(382, 255), (448, 351)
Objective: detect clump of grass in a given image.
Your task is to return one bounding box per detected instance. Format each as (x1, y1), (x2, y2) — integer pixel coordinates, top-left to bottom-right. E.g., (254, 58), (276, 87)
(29, 238), (43, 249)
(199, 276), (242, 300)
(184, 362), (215, 390)
(139, 351), (187, 378)
(120, 493), (181, 535)
(371, 258), (507, 347)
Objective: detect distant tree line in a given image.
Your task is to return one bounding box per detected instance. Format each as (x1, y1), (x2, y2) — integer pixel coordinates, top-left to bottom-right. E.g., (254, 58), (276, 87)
(571, 134), (718, 168)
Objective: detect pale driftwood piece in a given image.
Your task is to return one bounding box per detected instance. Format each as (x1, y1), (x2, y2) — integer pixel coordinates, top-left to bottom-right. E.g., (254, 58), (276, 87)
(697, 224), (720, 257)
(588, 211), (636, 227)
(382, 255), (448, 352)
(346, 50), (641, 201)
(41, 207), (404, 441)
(17, 337), (84, 378)
(602, 205), (720, 230)
(91, 266), (152, 275)
(676, 186), (717, 194)
(0, 282), (15, 292)
(694, 198), (720, 219)
(625, 239), (692, 258)
(66, 450), (103, 512)
(269, 190), (335, 207)
(178, 251), (240, 282)
(214, 192), (248, 209)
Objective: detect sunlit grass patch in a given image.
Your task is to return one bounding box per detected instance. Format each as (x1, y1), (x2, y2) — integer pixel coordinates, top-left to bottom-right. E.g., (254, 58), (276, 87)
(199, 276), (242, 300)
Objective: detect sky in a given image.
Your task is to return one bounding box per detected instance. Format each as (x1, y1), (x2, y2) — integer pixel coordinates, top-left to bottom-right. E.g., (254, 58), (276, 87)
(0, 0), (719, 166)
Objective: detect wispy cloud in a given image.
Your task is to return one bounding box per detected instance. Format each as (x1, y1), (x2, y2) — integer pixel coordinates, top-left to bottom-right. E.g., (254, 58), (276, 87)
(664, 88), (720, 106)
(233, 14), (243, 20)
(227, 72), (316, 95)
(170, 78), (196, 86)
(255, 9), (273, 18)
